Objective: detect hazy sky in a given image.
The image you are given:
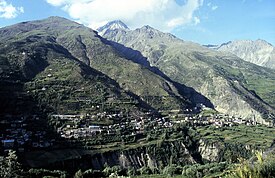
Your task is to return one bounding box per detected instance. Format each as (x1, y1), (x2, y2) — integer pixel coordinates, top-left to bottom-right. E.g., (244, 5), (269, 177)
(0, 0), (274, 45)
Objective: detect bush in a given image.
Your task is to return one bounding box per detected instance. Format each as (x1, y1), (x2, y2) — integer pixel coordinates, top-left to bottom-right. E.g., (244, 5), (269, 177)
(28, 168), (67, 178)
(103, 165), (122, 177)
(127, 167), (137, 176)
(139, 166), (152, 175)
(183, 167), (198, 178)
(162, 164), (182, 176)
(225, 151), (275, 178)
(74, 170), (83, 178)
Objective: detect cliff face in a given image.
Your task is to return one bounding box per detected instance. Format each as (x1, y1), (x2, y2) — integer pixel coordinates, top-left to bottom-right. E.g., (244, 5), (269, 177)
(25, 138), (256, 173)
(88, 141), (197, 170)
(26, 140), (198, 171)
(199, 139), (221, 162)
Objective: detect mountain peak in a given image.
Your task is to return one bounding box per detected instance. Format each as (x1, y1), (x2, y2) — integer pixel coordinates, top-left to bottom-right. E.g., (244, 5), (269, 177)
(97, 20), (129, 35)
(141, 25), (154, 30)
(139, 25), (163, 33)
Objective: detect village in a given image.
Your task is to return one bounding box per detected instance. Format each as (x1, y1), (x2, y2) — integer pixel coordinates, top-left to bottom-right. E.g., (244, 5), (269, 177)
(0, 108), (271, 153)
(51, 109), (264, 140)
(0, 115), (55, 153)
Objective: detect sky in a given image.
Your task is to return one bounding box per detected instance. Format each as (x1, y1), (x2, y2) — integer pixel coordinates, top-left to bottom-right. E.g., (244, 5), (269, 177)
(0, 0), (274, 45)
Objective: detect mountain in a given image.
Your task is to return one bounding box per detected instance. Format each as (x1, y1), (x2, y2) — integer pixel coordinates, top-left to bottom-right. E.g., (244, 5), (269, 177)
(0, 16), (203, 118)
(97, 20), (129, 36)
(216, 40), (275, 69)
(1, 17), (275, 177)
(0, 17), (147, 117)
(99, 21), (275, 123)
(1, 16), (275, 122)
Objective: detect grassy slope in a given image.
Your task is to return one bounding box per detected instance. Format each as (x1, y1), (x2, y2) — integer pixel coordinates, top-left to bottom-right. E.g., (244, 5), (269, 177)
(103, 28), (275, 120)
(196, 125), (275, 150)
(0, 19), (145, 118)
(54, 21), (190, 111)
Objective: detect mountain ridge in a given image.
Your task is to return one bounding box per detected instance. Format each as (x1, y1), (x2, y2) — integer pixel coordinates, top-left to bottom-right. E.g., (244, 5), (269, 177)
(1, 17), (275, 123)
(0, 16), (207, 117)
(99, 20), (275, 123)
(216, 39), (275, 69)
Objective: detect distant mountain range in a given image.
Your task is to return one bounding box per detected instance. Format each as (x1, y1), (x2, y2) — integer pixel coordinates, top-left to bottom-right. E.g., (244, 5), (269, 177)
(204, 40), (275, 69)
(0, 17), (274, 124)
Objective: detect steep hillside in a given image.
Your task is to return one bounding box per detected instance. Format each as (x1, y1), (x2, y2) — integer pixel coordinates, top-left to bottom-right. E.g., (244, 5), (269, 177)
(0, 25), (148, 118)
(99, 22), (275, 122)
(0, 17), (196, 116)
(217, 40), (275, 69)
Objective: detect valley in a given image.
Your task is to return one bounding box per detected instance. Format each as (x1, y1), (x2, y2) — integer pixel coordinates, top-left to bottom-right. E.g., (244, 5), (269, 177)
(0, 17), (274, 178)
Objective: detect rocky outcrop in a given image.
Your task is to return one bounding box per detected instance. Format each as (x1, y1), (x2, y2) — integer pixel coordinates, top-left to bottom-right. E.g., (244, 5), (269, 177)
(25, 138), (259, 173)
(217, 40), (275, 69)
(199, 139), (221, 162)
(25, 140), (198, 172)
(86, 140), (198, 169)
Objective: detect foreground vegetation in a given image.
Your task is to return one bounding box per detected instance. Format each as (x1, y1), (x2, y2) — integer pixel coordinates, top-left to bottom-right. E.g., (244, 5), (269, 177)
(1, 149), (275, 178)
(1, 122), (274, 178)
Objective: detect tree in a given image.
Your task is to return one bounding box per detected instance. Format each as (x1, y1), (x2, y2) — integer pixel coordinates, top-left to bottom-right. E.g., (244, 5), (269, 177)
(74, 169), (83, 178)
(127, 167), (136, 177)
(83, 169), (94, 177)
(103, 165), (121, 177)
(225, 151), (275, 178)
(182, 166), (198, 178)
(0, 150), (22, 178)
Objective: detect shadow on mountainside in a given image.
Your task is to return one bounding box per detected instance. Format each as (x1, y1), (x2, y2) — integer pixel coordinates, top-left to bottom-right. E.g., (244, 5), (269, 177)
(100, 37), (214, 109)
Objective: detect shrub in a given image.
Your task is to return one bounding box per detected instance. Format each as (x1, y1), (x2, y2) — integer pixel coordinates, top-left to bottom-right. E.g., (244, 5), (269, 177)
(139, 166), (152, 175)
(162, 164), (182, 176)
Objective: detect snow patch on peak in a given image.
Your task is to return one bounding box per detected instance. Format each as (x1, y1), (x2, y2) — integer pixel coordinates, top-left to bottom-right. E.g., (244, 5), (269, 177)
(97, 20), (129, 36)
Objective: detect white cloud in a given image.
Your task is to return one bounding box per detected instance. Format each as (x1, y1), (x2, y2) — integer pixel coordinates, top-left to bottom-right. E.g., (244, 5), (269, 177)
(0, 0), (24, 19)
(194, 16), (200, 25)
(45, 0), (204, 31)
(211, 5), (218, 11)
(207, 2), (218, 11)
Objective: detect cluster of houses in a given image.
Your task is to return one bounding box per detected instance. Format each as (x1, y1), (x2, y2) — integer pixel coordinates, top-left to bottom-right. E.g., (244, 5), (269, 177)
(52, 112), (174, 139)
(173, 114), (260, 128)
(51, 110), (272, 140)
(0, 115), (55, 152)
(1, 110), (272, 152)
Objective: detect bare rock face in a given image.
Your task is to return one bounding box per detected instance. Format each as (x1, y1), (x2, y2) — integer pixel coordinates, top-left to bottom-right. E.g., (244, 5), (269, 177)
(199, 140), (221, 162)
(217, 40), (275, 69)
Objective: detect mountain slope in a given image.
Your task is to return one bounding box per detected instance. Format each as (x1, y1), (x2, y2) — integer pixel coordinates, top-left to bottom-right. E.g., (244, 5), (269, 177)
(0, 17), (197, 116)
(217, 40), (275, 69)
(0, 23), (148, 118)
(99, 22), (275, 123)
